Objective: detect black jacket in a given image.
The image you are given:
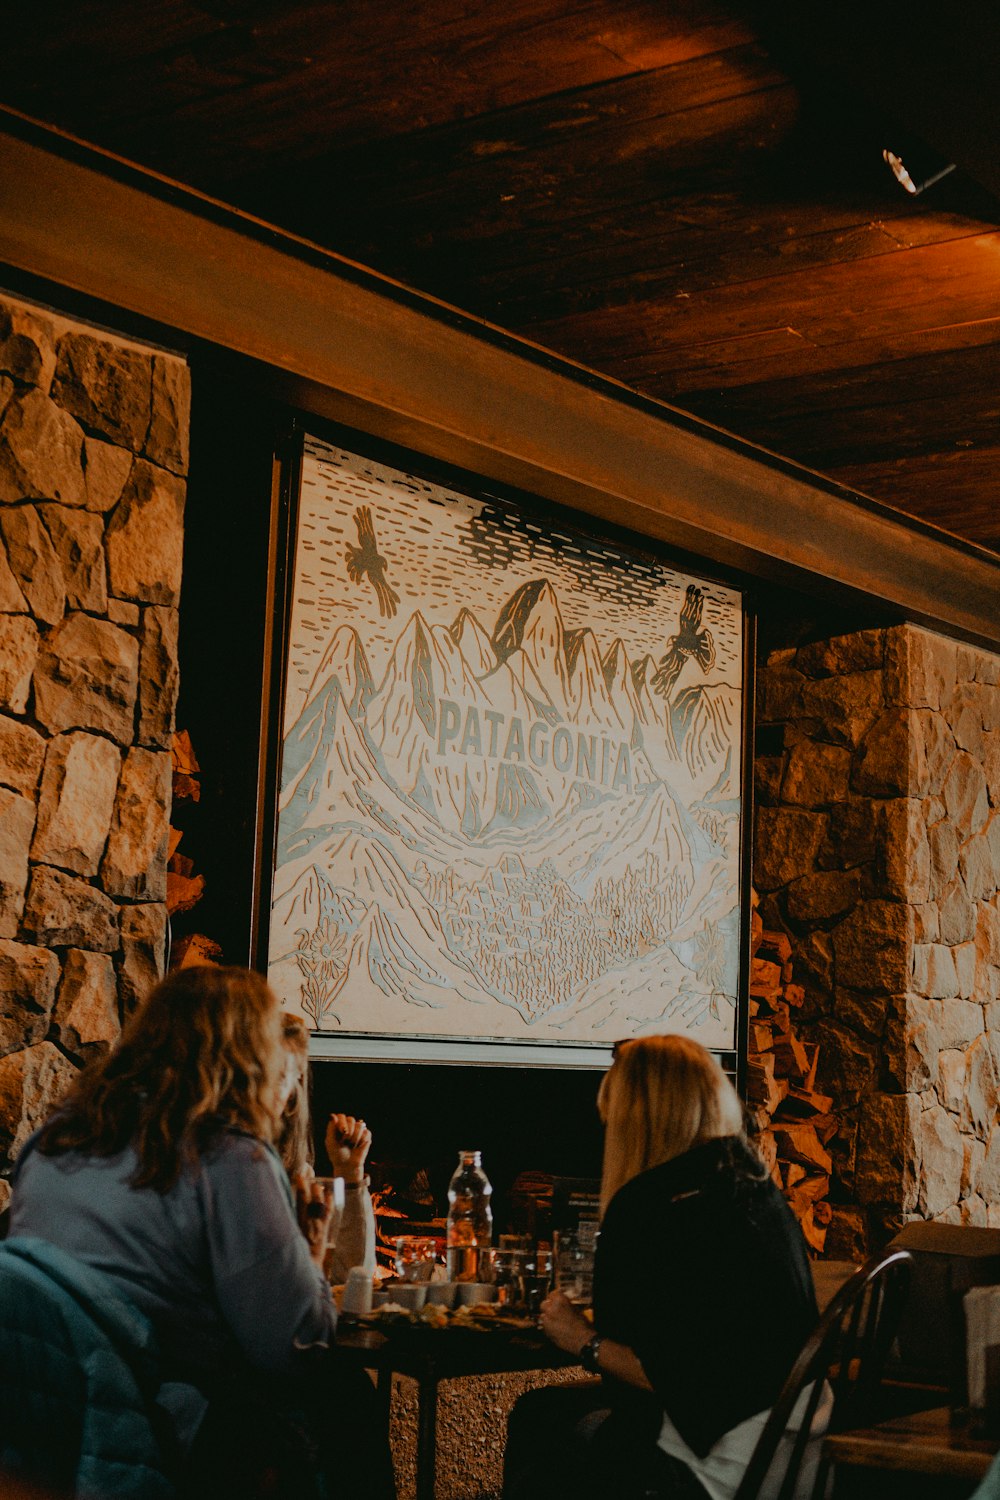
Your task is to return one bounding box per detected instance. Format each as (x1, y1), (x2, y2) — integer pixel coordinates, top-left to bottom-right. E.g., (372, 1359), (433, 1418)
(593, 1136), (817, 1458)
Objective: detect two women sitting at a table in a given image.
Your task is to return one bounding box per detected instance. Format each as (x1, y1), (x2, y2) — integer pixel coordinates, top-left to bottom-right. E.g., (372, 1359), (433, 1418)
(505, 1035), (822, 1500)
(7, 965), (395, 1499)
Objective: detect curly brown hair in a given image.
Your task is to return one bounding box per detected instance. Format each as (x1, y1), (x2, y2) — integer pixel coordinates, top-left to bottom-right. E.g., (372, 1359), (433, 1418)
(275, 1011), (314, 1177)
(36, 966), (284, 1191)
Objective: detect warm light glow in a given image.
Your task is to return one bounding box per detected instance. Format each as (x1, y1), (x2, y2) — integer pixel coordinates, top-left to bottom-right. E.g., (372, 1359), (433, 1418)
(883, 148), (957, 196)
(883, 149), (918, 194)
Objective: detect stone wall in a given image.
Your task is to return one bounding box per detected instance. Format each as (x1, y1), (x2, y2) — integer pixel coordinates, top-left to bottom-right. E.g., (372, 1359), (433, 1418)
(0, 291), (189, 1206)
(755, 624), (1000, 1253)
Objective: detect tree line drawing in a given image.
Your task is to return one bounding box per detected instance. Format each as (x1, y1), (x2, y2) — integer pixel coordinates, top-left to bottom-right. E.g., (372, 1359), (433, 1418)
(295, 849), (697, 1028)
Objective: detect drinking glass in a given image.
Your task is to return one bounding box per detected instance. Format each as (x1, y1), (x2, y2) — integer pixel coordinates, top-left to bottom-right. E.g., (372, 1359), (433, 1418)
(312, 1176), (345, 1283)
(490, 1247), (529, 1308)
(394, 1235), (440, 1283)
(522, 1246), (552, 1315)
(553, 1225), (598, 1305)
(498, 1233), (533, 1253)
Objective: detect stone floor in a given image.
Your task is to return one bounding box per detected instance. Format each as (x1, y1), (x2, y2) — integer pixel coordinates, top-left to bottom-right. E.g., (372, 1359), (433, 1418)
(388, 1364), (586, 1500)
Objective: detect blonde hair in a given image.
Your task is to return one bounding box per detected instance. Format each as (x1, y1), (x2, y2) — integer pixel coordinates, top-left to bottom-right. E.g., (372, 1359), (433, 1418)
(275, 1012), (314, 1176)
(37, 966), (284, 1191)
(597, 1034), (744, 1215)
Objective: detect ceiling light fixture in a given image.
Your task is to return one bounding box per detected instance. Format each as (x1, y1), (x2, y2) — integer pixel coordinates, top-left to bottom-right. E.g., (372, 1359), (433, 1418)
(883, 148), (957, 195)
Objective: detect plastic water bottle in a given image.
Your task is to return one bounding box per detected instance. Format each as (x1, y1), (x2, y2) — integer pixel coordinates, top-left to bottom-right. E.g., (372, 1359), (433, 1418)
(446, 1149), (493, 1281)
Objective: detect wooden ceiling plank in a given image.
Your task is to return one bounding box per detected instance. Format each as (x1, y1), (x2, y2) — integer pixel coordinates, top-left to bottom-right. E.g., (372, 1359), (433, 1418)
(878, 209), (1000, 251)
(297, 163), (992, 338)
(0, 2), (222, 70)
(661, 351), (1000, 499)
(250, 87), (808, 300)
(650, 315), (1000, 395)
(617, 312), (1000, 395)
(677, 390), (1000, 475)
(6, 0), (709, 177)
(828, 450), (1000, 548)
(468, 221), (911, 327)
(28, 0), (758, 181)
(474, 196), (988, 294)
(523, 232), (1000, 368)
(314, 73), (793, 216)
(231, 42), (790, 213)
(353, 190), (988, 331)
(673, 338), (1000, 416)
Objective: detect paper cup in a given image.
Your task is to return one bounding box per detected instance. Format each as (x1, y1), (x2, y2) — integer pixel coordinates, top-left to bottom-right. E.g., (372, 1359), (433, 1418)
(456, 1282), (497, 1307)
(425, 1282), (458, 1308)
(388, 1283), (427, 1311)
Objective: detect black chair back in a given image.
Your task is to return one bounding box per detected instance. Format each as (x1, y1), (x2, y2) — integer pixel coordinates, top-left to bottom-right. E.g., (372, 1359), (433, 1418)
(732, 1246), (913, 1500)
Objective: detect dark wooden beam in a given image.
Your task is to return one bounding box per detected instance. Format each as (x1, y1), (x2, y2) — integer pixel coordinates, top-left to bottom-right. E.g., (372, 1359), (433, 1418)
(1, 109), (998, 649)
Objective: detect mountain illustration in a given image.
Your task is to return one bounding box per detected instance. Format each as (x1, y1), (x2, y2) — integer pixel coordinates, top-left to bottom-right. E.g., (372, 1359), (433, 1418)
(270, 570), (740, 1043)
(279, 580), (737, 851)
(565, 628), (624, 730)
(279, 674), (358, 811)
(492, 579), (572, 718)
(672, 682), (741, 795)
(277, 680), (462, 872)
(366, 607), (546, 835)
(270, 863), (336, 947)
(367, 610), (482, 749)
(304, 624), (373, 719)
(601, 638), (648, 740)
(311, 840), (530, 1028)
(449, 607), (496, 674)
(270, 863), (365, 962)
(527, 780), (692, 898)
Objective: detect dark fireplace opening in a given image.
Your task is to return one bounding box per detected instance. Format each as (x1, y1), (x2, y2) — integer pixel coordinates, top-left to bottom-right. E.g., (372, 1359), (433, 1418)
(310, 1060), (605, 1253)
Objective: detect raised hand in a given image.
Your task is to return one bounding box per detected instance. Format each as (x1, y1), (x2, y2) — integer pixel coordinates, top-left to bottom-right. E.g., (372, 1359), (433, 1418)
(325, 1112), (371, 1183)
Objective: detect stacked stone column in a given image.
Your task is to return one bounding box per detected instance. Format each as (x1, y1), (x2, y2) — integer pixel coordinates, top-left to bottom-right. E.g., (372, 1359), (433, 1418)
(0, 292), (188, 1205)
(756, 624), (1000, 1253)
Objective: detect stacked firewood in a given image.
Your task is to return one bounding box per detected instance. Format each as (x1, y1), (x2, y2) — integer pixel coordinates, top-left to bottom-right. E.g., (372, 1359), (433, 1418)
(746, 903), (836, 1254)
(167, 730), (222, 969)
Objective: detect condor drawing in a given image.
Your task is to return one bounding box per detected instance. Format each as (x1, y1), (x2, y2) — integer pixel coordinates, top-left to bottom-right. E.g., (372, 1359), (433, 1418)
(267, 436), (744, 1059)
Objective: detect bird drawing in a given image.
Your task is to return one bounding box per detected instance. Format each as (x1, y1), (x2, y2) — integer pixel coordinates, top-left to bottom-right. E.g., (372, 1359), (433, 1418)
(652, 584), (716, 699)
(345, 506), (399, 618)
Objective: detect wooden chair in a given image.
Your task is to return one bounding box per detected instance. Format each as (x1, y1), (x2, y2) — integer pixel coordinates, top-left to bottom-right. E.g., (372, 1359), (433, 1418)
(732, 1246), (914, 1500)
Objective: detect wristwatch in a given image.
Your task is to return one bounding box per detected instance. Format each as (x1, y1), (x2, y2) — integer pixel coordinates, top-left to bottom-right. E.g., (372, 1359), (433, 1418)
(579, 1334), (603, 1374)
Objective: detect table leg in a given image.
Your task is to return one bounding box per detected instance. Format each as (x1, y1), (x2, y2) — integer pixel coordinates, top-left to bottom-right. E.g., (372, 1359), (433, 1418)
(416, 1371), (439, 1500)
(378, 1363), (393, 1423)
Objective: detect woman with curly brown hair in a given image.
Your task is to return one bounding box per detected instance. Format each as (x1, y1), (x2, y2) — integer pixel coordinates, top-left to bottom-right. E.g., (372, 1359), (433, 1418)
(9, 965), (395, 1499)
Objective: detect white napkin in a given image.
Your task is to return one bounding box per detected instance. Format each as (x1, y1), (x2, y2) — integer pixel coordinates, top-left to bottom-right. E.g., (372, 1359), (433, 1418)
(964, 1285), (1000, 1408)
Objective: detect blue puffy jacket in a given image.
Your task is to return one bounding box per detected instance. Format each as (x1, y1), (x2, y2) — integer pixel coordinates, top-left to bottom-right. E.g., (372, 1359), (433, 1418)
(0, 1236), (174, 1498)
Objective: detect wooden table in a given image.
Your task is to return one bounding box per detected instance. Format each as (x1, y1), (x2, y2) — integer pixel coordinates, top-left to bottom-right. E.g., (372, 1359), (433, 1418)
(337, 1321), (580, 1500)
(825, 1406), (999, 1499)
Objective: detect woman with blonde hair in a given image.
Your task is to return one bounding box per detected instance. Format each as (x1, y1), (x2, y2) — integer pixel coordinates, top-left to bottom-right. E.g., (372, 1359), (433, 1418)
(504, 1034), (817, 1500)
(9, 966), (395, 1499)
(276, 1011), (377, 1284)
